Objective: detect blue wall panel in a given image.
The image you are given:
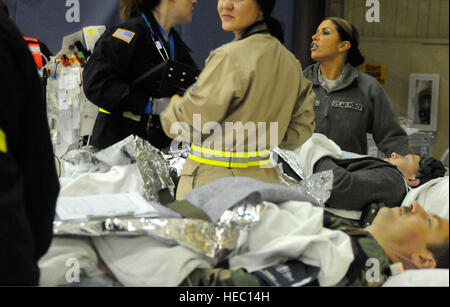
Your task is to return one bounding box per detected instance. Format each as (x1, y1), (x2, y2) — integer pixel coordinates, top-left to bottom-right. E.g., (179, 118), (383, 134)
(4, 0), (121, 54)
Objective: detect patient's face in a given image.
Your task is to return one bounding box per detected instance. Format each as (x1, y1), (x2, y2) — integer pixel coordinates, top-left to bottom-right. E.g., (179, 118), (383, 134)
(373, 202), (449, 254)
(384, 153), (420, 180)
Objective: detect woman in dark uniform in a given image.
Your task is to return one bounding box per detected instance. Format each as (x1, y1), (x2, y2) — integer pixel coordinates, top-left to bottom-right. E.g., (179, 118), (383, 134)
(83, 0), (198, 150)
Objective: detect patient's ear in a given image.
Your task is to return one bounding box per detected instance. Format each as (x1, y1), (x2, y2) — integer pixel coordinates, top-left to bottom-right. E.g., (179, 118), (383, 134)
(411, 250), (436, 269)
(407, 177), (421, 188)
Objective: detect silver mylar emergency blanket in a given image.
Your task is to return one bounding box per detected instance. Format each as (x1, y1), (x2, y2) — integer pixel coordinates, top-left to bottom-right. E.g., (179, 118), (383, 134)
(279, 169), (333, 208)
(272, 147), (306, 179)
(272, 147), (333, 208)
(53, 203), (267, 260)
(134, 137), (175, 202)
(162, 142), (191, 177)
(61, 136), (175, 202)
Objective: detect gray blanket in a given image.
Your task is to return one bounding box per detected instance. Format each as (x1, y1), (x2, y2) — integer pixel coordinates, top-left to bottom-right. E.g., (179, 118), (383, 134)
(184, 176), (320, 223)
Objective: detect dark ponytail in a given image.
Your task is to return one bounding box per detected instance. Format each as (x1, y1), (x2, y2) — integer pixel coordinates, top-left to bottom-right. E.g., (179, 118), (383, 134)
(347, 45), (365, 67)
(265, 16), (284, 44)
(327, 17), (365, 67)
(255, 0), (284, 44)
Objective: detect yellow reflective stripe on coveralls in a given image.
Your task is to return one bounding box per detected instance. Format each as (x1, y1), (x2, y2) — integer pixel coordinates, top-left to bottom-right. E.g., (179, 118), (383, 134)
(0, 128), (7, 153)
(99, 108), (141, 122)
(189, 144), (271, 168)
(191, 144), (270, 158)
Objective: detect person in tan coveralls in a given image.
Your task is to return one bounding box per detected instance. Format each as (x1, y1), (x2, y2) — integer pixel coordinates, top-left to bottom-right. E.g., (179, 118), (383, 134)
(161, 0), (316, 200)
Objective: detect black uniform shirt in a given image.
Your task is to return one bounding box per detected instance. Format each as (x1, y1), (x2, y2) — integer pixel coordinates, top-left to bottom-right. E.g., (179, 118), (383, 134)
(83, 12), (197, 149)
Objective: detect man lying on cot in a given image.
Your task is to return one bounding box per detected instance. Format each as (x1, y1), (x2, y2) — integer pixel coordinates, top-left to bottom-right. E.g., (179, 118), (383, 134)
(181, 201), (449, 287)
(278, 134), (446, 221)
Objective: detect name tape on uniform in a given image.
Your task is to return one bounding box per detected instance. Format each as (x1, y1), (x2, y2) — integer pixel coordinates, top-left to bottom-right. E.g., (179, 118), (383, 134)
(112, 28), (136, 44)
(331, 100), (363, 112)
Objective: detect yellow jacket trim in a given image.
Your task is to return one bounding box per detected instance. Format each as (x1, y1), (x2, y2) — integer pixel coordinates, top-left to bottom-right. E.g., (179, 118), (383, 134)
(189, 154), (271, 169)
(191, 144), (270, 159)
(0, 128), (7, 153)
(99, 108), (141, 122)
(99, 108), (111, 114)
(122, 112), (141, 122)
(170, 94), (181, 104)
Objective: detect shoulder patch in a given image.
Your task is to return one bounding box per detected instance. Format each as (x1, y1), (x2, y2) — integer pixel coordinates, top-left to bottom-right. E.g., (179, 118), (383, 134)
(112, 28), (136, 44)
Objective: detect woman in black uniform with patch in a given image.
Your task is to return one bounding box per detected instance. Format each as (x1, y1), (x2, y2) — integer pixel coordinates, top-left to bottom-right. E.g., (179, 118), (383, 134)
(83, 0), (198, 150)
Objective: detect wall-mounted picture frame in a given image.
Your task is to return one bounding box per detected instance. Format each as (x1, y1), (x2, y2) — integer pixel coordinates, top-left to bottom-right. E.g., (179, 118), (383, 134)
(408, 74), (440, 132)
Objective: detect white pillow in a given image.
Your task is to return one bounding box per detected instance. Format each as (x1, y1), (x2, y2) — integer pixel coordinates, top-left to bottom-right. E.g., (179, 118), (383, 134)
(383, 269), (449, 287)
(402, 177), (449, 219)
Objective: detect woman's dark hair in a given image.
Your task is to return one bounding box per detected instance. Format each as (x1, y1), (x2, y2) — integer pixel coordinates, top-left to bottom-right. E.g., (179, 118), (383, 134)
(0, 0), (10, 16)
(120, 0), (161, 20)
(326, 17), (365, 67)
(255, 0), (284, 44)
(416, 157), (446, 186)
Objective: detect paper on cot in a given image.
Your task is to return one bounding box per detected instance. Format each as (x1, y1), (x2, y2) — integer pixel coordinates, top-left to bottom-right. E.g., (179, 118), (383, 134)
(56, 192), (158, 221)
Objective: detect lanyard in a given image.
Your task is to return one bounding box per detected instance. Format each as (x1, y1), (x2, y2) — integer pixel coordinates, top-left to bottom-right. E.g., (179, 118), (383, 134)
(157, 23), (175, 60)
(141, 13), (175, 61)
